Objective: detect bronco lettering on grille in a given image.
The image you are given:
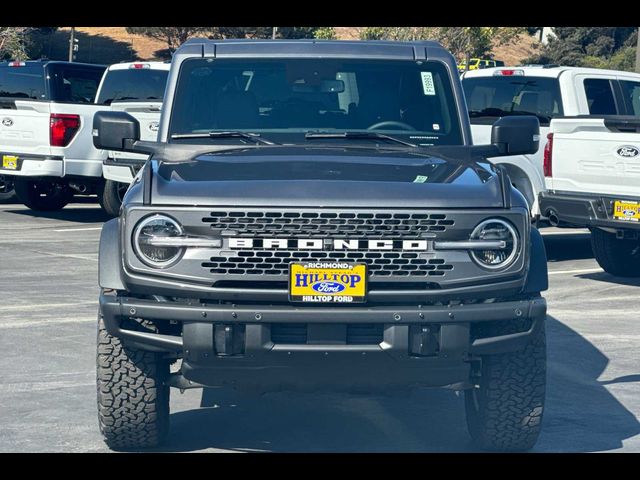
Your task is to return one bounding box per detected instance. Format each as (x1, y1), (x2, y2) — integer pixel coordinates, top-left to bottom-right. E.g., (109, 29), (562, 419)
(228, 238), (429, 250)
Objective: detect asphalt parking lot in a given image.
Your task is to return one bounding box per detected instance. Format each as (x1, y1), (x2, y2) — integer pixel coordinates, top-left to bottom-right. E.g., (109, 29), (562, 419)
(0, 200), (639, 452)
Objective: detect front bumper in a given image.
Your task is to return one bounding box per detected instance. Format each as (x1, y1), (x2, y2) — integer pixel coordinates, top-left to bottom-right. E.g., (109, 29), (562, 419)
(539, 190), (640, 231)
(100, 293), (546, 391)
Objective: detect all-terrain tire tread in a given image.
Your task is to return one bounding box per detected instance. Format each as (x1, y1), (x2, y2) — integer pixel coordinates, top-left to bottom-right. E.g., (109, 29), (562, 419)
(465, 320), (546, 451)
(96, 315), (169, 450)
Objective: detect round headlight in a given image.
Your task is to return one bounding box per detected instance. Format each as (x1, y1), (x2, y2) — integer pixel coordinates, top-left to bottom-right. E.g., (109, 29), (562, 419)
(133, 214), (184, 268)
(470, 219), (519, 270)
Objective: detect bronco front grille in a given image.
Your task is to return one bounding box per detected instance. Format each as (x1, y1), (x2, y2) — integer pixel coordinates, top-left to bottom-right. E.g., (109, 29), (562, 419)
(202, 251), (453, 277)
(202, 210), (454, 237)
(200, 209), (456, 278)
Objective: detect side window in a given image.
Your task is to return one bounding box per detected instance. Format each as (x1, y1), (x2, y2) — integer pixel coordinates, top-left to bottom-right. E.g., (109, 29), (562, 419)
(619, 80), (640, 116)
(583, 78), (618, 115)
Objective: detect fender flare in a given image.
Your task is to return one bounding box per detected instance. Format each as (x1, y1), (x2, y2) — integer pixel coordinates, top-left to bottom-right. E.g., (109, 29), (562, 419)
(524, 227), (549, 293)
(99, 218), (126, 290)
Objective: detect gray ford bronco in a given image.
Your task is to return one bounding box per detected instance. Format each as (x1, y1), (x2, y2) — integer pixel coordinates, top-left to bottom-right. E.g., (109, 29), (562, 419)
(94, 39), (548, 451)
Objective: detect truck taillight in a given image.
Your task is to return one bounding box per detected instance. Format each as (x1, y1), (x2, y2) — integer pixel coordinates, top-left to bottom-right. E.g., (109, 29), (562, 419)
(493, 69), (524, 76)
(543, 133), (553, 177)
(50, 114), (80, 147)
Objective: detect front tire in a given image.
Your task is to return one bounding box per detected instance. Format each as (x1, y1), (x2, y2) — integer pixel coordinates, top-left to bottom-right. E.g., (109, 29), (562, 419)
(465, 320), (546, 451)
(97, 179), (128, 217)
(96, 314), (170, 450)
(13, 178), (73, 211)
(590, 228), (640, 277)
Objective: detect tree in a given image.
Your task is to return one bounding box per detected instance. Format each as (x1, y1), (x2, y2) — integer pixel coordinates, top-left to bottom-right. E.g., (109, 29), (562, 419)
(525, 27), (637, 71)
(357, 27), (524, 60)
(126, 27), (214, 52)
(313, 28), (336, 40)
(0, 27), (33, 60)
(127, 27), (334, 52)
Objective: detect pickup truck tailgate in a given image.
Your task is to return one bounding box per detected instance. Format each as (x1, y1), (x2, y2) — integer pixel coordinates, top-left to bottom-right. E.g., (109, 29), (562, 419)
(0, 100), (52, 157)
(109, 101), (161, 162)
(549, 117), (640, 197)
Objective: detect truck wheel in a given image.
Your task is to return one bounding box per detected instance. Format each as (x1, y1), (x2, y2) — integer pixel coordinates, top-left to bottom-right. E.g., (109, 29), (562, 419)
(97, 179), (128, 217)
(96, 314), (170, 450)
(0, 175), (15, 202)
(590, 228), (640, 277)
(465, 319), (546, 451)
(13, 178), (73, 211)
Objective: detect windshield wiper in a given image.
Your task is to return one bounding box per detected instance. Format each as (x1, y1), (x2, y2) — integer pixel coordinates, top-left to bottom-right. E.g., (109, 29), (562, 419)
(170, 131), (277, 145)
(305, 131), (417, 148)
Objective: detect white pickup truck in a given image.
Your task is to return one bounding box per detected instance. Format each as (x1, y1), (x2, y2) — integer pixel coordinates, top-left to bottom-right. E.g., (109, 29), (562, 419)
(0, 60), (106, 210)
(539, 115), (640, 277)
(462, 65), (640, 219)
(94, 61), (169, 216)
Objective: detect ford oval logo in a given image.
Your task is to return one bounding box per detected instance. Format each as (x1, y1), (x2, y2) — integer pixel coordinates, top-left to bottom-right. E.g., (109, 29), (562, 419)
(2, 118), (13, 127)
(623, 209), (636, 217)
(148, 121), (159, 133)
(616, 145), (639, 158)
(312, 281), (346, 294)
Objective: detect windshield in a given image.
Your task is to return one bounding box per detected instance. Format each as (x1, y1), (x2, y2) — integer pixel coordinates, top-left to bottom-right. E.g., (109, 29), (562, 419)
(462, 75), (563, 126)
(168, 58), (463, 146)
(97, 68), (169, 105)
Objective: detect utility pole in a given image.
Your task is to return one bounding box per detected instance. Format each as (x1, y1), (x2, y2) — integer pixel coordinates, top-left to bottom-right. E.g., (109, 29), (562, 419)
(636, 27), (640, 73)
(272, 27), (278, 39)
(68, 27), (75, 62)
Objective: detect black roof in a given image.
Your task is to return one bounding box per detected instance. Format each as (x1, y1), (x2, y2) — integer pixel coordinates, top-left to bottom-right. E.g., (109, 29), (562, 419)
(175, 38), (451, 61)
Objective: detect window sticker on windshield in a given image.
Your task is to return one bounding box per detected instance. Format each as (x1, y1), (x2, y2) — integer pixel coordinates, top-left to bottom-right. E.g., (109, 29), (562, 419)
(421, 72), (436, 96)
(432, 123), (440, 131)
(413, 175), (429, 183)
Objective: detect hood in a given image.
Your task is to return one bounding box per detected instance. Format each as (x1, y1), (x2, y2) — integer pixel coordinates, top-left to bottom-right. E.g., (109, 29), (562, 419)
(151, 146), (504, 208)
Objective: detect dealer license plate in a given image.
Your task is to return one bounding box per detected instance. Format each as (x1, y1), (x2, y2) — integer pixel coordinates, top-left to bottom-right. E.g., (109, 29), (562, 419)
(289, 262), (367, 303)
(613, 200), (640, 222)
(1, 155), (18, 170)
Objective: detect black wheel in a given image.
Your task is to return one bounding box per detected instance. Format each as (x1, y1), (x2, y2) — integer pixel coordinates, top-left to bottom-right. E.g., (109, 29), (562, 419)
(465, 319), (546, 451)
(96, 313), (170, 450)
(97, 179), (128, 217)
(0, 174), (16, 202)
(12, 178), (73, 211)
(590, 228), (640, 277)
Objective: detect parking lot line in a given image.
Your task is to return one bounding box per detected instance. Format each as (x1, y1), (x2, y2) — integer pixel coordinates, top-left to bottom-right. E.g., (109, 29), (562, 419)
(1, 302), (96, 312)
(548, 267), (602, 275)
(0, 317), (95, 329)
(53, 227), (103, 232)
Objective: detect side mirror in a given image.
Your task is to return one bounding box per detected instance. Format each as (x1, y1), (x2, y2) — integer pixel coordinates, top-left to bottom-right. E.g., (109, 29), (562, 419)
(93, 111), (140, 152)
(491, 116), (540, 156)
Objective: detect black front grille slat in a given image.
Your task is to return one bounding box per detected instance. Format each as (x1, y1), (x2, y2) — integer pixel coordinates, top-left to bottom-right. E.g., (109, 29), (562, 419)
(270, 323), (383, 345)
(203, 210), (453, 238)
(347, 324), (384, 345)
(204, 249), (453, 277)
(271, 324), (307, 344)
